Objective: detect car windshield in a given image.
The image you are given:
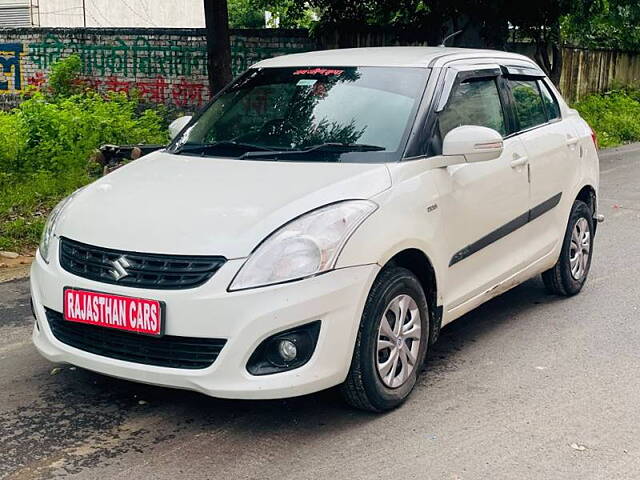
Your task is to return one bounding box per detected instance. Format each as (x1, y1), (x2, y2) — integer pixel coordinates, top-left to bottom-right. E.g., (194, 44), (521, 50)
(169, 66), (428, 163)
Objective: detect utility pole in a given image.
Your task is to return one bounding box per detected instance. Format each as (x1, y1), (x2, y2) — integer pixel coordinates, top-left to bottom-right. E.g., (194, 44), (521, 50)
(203, 0), (232, 95)
(82, 0), (86, 27)
(30, 0), (41, 26)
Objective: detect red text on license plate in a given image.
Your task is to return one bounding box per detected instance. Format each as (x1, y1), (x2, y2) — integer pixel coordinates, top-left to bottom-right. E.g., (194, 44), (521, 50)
(63, 288), (163, 336)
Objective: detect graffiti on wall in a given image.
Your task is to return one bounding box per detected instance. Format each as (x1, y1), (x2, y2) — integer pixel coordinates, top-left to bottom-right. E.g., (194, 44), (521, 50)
(29, 35), (208, 78)
(23, 34), (210, 106)
(0, 43), (24, 93)
(0, 32), (312, 108)
(25, 72), (208, 107)
(77, 75), (209, 107)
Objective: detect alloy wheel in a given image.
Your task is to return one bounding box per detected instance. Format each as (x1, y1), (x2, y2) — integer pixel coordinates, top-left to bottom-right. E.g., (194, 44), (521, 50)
(569, 217), (591, 280)
(376, 294), (422, 388)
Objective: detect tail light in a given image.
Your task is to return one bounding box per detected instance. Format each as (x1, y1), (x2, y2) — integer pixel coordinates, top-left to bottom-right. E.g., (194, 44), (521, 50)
(591, 129), (598, 150)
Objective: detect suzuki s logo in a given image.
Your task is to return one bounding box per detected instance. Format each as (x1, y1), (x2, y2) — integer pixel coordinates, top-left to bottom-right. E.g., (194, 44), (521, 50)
(109, 256), (131, 281)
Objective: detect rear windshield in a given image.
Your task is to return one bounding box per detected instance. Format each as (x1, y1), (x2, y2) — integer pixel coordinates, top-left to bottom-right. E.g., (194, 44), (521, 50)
(169, 66), (428, 163)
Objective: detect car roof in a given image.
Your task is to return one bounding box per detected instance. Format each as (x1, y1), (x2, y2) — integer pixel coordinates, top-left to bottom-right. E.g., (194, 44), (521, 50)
(252, 46), (539, 70)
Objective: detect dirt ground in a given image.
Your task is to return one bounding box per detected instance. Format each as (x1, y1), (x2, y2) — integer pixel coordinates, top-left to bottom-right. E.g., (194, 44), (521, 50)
(0, 254), (33, 283)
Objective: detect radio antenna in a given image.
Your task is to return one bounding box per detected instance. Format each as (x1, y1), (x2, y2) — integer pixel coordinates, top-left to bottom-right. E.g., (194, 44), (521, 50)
(438, 30), (463, 47)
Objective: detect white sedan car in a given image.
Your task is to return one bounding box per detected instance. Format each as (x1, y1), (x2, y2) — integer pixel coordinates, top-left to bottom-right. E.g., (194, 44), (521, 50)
(31, 47), (600, 411)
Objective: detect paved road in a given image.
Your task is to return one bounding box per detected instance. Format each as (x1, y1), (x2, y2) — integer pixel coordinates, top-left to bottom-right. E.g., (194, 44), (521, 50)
(1, 145), (640, 480)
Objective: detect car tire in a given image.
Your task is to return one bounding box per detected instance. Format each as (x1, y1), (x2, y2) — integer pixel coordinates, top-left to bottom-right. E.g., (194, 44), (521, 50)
(542, 200), (594, 296)
(340, 266), (430, 412)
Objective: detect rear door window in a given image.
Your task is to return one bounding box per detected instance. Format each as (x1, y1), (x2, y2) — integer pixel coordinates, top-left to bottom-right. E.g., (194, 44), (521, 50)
(508, 79), (548, 131)
(538, 80), (561, 121)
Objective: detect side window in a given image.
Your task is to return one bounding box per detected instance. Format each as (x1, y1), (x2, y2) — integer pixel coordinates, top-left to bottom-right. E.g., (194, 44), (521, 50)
(508, 79), (547, 130)
(439, 78), (506, 139)
(538, 80), (561, 121)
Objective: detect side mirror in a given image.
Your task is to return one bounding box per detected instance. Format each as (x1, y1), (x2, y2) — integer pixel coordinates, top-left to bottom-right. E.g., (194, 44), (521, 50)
(168, 115), (193, 140)
(442, 125), (504, 163)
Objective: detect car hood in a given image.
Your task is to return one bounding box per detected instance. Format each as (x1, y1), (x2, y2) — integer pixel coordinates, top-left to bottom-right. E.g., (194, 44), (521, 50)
(56, 151), (391, 258)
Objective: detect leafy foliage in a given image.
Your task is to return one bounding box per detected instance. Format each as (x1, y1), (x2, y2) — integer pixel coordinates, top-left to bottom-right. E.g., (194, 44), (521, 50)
(561, 0), (640, 51)
(227, 0), (316, 28)
(0, 55), (169, 252)
(229, 0), (640, 56)
(12, 91), (167, 174)
(228, 0), (265, 28)
(47, 54), (84, 98)
(574, 86), (640, 148)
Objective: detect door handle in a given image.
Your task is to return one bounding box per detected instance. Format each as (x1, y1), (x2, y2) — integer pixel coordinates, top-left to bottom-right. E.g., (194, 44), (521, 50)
(510, 156), (529, 168)
(566, 136), (579, 147)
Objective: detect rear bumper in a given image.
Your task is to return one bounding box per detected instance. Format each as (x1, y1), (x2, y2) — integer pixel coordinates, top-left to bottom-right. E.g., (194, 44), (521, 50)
(31, 240), (379, 399)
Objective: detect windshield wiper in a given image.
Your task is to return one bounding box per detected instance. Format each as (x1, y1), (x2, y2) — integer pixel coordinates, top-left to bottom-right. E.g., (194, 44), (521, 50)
(239, 142), (386, 160)
(173, 141), (276, 155)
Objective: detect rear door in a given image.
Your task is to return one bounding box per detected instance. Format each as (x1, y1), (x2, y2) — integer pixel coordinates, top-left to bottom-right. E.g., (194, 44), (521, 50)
(428, 66), (533, 311)
(505, 74), (582, 255)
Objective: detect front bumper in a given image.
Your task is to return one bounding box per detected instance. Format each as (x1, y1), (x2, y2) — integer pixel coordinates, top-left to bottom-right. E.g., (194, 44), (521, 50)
(31, 239), (379, 399)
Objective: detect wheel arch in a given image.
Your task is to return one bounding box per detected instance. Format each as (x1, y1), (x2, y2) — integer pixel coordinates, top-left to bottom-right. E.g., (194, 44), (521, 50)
(575, 184), (597, 233)
(575, 184), (596, 211)
(382, 248), (442, 345)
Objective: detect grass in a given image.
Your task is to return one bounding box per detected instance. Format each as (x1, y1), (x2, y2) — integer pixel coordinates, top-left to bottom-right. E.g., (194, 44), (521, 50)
(573, 86), (640, 149)
(0, 169), (93, 253)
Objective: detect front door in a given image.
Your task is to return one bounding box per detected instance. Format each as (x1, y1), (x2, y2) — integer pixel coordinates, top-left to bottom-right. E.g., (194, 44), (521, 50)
(429, 68), (532, 313)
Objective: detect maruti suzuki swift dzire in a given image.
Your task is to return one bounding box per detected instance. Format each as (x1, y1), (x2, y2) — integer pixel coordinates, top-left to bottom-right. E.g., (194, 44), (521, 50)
(31, 47), (601, 411)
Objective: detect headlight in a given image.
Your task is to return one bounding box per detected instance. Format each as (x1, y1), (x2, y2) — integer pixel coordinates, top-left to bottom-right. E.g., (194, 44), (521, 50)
(39, 189), (82, 263)
(229, 200), (377, 291)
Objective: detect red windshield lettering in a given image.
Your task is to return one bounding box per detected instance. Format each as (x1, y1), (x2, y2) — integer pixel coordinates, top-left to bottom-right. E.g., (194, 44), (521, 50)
(293, 68), (344, 76)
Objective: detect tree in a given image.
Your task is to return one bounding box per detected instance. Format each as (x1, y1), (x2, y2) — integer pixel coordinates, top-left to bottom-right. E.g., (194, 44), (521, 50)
(561, 0), (640, 51)
(504, 1), (571, 85)
(204, 0), (233, 95)
(228, 0), (265, 28)
(222, 0), (640, 90)
(280, 0), (611, 85)
(502, 1), (597, 85)
(251, 0), (313, 28)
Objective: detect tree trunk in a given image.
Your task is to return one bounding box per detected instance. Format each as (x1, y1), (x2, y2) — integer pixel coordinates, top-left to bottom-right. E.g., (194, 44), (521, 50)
(204, 0), (233, 96)
(549, 42), (563, 86)
(533, 24), (563, 87)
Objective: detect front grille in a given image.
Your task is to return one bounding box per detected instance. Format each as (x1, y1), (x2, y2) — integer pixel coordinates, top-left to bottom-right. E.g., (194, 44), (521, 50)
(45, 309), (226, 369)
(59, 237), (226, 290)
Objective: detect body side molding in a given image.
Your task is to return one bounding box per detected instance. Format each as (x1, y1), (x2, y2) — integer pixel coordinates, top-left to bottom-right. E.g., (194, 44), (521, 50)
(449, 192), (562, 266)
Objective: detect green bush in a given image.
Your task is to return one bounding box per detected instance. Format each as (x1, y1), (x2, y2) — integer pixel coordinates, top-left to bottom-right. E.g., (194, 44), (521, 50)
(14, 90), (168, 173)
(48, 53), (84, 98)
(0, 55), (169, 252)
(574, 87), (640, 149)
(0, 112), (27, 176)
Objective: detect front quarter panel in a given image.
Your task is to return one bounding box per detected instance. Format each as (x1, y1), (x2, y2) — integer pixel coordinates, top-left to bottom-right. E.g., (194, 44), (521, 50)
(336, 159), (446, 306)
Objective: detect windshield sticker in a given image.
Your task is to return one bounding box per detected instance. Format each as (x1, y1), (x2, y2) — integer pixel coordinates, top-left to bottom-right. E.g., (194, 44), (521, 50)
(296, 79), (318, 86)
(293, 68), (345, 76)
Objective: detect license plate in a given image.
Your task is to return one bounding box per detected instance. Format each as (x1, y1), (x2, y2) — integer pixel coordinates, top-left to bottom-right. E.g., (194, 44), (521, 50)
(63, 287), (164, 336)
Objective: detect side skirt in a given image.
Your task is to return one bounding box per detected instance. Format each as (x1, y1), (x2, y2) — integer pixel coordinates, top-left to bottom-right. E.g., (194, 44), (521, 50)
(442, 247), (559, 326)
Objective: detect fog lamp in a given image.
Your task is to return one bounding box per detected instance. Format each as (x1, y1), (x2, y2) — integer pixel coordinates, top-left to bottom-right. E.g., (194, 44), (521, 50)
(247, 321), (321, 375)
(278, 339), (298, 362)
